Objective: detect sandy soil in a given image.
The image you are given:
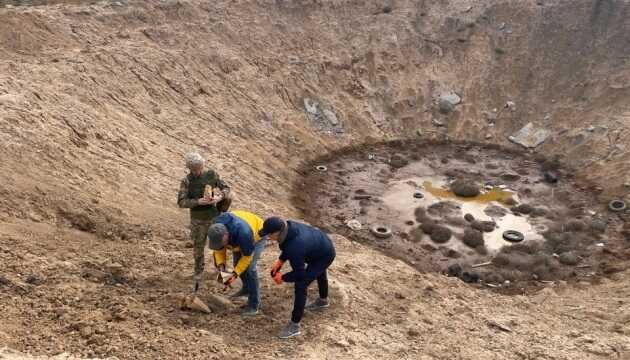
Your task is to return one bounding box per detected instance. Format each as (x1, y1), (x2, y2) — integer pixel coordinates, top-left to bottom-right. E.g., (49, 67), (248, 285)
(1, 0), (630, 359)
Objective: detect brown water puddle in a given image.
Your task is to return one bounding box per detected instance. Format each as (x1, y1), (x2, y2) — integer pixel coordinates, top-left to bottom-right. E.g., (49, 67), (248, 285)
(382, 177), (545, 252)
(423, 181), (515, 205)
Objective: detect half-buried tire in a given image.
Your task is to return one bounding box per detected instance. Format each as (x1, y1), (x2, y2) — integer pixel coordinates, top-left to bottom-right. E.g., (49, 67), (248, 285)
(503, 230), (524, 243)
(371, 225), (392, 239)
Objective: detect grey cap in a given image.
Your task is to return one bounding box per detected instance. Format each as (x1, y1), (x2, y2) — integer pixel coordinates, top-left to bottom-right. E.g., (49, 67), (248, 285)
(207, 223), (228, 250)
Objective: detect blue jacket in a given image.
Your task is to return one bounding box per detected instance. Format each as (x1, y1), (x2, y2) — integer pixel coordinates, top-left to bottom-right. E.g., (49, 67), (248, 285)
(280, 221), (335, 283)
(213, 212), (255, 257)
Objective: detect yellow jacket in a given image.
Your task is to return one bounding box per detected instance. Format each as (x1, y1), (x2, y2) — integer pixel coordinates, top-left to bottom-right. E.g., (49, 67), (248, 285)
(212, 210), (264, 275)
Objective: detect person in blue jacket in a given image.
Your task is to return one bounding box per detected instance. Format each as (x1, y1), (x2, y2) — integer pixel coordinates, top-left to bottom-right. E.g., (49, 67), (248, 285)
(259, 216), (336, 339)
(207, 211), (266, 316)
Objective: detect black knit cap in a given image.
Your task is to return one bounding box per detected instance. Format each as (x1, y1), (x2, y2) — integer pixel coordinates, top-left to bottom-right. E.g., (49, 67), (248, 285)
(259, 216), (285, 237)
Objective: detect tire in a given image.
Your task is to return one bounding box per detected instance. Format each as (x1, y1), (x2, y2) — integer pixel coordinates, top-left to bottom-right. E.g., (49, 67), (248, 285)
(370, 225), (392, 239)
(608, 200), (627, 212)
(503, 230), (524, 243)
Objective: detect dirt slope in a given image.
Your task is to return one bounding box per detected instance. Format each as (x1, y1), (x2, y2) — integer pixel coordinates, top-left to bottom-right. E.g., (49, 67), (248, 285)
(1, 0), (630, 359)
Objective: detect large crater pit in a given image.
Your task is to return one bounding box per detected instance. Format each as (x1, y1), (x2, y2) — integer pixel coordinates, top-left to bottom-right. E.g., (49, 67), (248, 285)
(295, 140), (630, 291)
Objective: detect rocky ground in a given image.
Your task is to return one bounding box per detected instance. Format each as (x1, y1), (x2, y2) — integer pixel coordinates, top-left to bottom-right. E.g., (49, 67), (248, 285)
(1, 0), (630, 359)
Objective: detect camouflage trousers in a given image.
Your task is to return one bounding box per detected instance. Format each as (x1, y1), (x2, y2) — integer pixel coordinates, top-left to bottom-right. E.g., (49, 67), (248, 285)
(190, 219), (213, 276)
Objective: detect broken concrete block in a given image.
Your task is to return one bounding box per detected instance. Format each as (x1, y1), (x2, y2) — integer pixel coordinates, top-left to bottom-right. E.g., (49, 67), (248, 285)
(509, 122), (551, 148)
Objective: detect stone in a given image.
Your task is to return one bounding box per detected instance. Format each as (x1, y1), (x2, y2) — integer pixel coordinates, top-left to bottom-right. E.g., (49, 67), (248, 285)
(447, 264), (463, 277)
(80, 326), (93, 339)
(438, 99), (455, 114)
(500, 173), (521, 181)
(509, 122), (551, 148)
(461, 271), (480, 283)
(471, 220), (496, 233)
(441, 93), (461, 105)
(485, 205), (508, 218)
(430, 226), (452, 243)
(483, 110), (498, 123)
(440, 247), (461, 258)
(590, 219), (607, 233)
(450, 179), (480, 197)
(390, 154), (409, 168)
(512, 204), (534, 214)
(463, 228), (484, 248)
(544, 171), (558, 183)
(558, 252), (579, 265)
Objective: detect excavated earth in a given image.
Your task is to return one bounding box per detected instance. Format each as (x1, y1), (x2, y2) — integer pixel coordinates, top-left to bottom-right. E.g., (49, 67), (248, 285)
(1, 0), (630, 359)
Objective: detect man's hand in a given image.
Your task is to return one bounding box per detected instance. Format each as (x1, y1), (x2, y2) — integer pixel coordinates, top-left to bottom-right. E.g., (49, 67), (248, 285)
(270, 259), (284, 277)
(223, 272), (238, 287)
(197, 197), (213, 206)
(272, 271), (283, 285)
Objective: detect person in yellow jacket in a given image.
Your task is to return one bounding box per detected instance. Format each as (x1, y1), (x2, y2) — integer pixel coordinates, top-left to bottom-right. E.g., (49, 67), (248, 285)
(207, 210), (265, 316)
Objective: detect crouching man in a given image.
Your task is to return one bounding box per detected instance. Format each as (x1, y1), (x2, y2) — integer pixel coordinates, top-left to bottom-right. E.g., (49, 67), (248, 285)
(207, 210), (265, 316)
(260, 217), (336, 338)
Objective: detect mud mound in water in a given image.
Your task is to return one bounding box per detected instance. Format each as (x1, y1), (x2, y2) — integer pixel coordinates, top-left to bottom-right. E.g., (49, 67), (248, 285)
(430, 226), (452, 243)
(450, 179), (480, 198)
(463, 228), (484, 248)
(471, 220), (496, 233)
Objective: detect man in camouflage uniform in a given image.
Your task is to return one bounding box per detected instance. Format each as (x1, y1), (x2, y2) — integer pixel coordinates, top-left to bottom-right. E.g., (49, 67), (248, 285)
(177, 152), (230, 290)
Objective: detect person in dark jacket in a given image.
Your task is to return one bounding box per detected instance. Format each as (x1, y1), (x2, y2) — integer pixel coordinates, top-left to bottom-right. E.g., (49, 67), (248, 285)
(260, 216), (336, 339)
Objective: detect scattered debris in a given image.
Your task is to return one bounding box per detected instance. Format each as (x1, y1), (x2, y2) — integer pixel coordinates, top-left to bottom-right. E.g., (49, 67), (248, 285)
(303, 97), (342, 130)
(508, 122), (551, 148)
(483, 110), (498, 123)
(179, 295), (211, 314)
(390, 154), (409, 169)
(447, 263), (463, 277)
(346, 219), (362, 231)
(433, 118), (446, 127)
(472, 261), (493, 268)
(543, 171), (559, 184)
(487, 320), (512, 332)
(438, 93), (461, 114)
(461, 271), (480, 283)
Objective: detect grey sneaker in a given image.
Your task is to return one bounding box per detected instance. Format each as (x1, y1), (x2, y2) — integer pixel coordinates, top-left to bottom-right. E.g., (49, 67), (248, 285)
(229, 288), (248, 299)
(305, 298), (330, 311)
(241, 307), (259, 317)
(278, 321), (301, 339)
